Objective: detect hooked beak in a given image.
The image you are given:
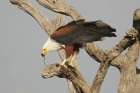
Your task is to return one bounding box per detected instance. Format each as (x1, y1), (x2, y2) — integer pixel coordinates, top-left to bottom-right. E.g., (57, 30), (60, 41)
(41, 49), (47, 57)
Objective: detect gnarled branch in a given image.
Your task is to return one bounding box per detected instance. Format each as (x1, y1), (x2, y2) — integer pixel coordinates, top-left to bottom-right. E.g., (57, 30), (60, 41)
(37, 0), (84, 21)
(91, 28), (139, 93)
(42, 63), (91, 93)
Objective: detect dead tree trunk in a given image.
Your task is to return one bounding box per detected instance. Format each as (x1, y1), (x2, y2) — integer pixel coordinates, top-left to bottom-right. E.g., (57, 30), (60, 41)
(10, 0), (140, 93)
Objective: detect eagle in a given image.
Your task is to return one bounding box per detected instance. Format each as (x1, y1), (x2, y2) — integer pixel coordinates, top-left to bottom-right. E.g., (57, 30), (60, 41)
(41, 19), (116, 68)
(133, 9), (140, 33)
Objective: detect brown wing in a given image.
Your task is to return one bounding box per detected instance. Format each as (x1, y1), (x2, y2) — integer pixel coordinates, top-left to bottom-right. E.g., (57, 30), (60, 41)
(51, 26), (77, 37)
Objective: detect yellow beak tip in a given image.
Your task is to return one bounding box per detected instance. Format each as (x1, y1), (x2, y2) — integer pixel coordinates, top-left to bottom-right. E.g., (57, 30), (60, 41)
(41, 49), (47, 57)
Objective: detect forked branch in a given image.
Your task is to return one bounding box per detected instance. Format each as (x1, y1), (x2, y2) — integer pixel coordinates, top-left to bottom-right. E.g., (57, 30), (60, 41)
(91, 28), (138, 93)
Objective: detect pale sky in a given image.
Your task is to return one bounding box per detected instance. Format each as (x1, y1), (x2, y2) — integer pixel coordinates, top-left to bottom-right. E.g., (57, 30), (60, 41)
(0, 0), (140, 93)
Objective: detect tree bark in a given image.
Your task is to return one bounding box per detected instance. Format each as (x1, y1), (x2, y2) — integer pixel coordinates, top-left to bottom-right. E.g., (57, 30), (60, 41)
(10, 0), (140, 93)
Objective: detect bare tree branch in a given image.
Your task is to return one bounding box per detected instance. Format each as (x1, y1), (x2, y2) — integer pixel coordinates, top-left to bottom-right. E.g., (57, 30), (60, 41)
(52, 14), (66, 31)
(10, 0), (53, 34)
(91, 28), (139, 93)
(42, 63), (91, 93)
(118, 29), (140, 93)
(37, 0), (84, 21)
(84, 42), (126, 69)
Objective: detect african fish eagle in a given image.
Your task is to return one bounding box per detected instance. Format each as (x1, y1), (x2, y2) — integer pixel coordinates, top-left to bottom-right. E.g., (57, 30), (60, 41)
(41, 19), (116, 67)
(133, 9), (140, 33)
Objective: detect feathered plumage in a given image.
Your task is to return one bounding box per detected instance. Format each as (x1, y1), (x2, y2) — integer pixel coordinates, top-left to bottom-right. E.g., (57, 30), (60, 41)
(41, 19), (116, 67)
(51, 20), (116, 45)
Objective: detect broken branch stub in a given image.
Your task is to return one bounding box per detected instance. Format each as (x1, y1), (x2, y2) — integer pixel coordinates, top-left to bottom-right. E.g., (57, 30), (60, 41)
(42, 62), (91, 93)
(42, 63), (79, 79)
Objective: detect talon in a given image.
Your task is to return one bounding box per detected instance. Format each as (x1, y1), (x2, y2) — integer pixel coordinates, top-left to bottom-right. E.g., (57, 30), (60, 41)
(58, 63), (67, 68)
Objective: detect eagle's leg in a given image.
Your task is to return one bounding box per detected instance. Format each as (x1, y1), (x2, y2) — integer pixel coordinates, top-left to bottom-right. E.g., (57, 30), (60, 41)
(68, 44), (79, 68)
(68, 53), (77, 68)
(61, 59), (67, 65)
(62, 45), (74, 68)
(58, 59), (67, 68)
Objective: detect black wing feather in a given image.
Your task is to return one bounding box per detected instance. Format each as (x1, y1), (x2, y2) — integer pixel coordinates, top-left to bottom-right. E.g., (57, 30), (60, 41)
(51, 20), (116, 45)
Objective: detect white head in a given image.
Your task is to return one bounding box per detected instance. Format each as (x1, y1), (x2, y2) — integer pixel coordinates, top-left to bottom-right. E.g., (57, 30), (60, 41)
(41, 37), (65, 57)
